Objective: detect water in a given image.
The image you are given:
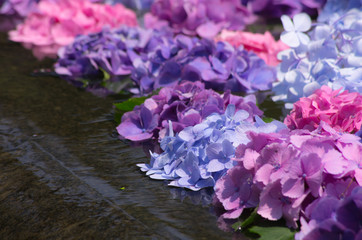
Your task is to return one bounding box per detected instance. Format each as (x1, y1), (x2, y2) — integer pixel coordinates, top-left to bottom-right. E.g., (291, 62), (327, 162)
(0, 32), (241, 239)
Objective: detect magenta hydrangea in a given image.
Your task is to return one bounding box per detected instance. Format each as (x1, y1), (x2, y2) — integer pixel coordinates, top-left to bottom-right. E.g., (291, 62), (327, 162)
(285, 85), (362, 134)
(144, 0), (256, 38)
(214, 121), (362, 228)
(117, 81), (263, 142)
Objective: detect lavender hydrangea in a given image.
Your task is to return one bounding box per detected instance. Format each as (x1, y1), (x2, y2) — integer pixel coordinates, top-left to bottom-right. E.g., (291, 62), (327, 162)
(55, 26), (173, 96)
(144, 0), (256, 38)
(214, 121), (362, 228)
(241, 0), (326, 20)
(132, 36), (276, 95)
(117, 81), (263, 141)
(137, 104), (285, 191)
(0, 0), (38, 17)
(272, 9), (362, 108)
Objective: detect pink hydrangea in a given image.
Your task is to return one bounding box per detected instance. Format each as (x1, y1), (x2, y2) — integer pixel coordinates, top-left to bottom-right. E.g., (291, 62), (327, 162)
(9, 0), (137, 59)
(214, 122), (362, 228)
(215, 30), (288, 66)
(285, 85), (362, 133)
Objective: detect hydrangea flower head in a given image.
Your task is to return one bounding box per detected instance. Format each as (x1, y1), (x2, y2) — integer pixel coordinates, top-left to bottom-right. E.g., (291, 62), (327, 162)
(144, 0), (256, 38)
(132, 37), (276, 95)
(214, 122), (362, 227)
(137, 104), (283, 191)
(117, 81), (263, 142)
(215, 30), (289, 66)
(273, 7), (362, 107)
(285, 85), (362, 133)
(55, 26), (172, 95)
(9, 0), (137, 59)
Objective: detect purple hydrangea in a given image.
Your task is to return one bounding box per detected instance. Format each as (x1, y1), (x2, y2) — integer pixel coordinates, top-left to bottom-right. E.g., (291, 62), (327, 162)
(0, 0), (38, 17)
(295, 186), (362, 240)
(132, 36), (276, 95)
(137, 104), (285, 191)
(55, 26), (174, 96)
(241, 0), (326, 20)
(117, 81), (263, 142)
(214, 121), (362, 228)
(144, 0), (256, 39)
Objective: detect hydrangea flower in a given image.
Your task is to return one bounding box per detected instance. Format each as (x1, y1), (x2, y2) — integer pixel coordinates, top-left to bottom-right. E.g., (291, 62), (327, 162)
(55, 26), (172, 95)
(144, 0), (256, 39)
(285, 85), (362, 133)
(272, 10), (362, 108)
(317, 0), (361, 23)
(215, 30), (288, 66)
(0, 0), (38, 17)
(295, 186), (362, 240)
(241, 0), (326, 20)
(117, 81), (263, 141)
(9, 0), (137, 59)
(132, 36), (276, 95)
(214, 121), (362, 228)
(137, 104), (284, 191)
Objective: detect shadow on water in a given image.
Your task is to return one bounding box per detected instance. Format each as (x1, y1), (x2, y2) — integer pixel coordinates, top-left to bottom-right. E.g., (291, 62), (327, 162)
(0, 33), (239, 239)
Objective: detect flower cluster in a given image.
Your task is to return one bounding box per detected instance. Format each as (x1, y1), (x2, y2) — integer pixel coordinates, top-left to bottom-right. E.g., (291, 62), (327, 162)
(144, 0), (256, 38)
(241, 0), (326, 20)
(9, 0), (137, 59)
(295, 186), (362, 240)
(55, 26), (172, 95)
(214, 122), (362, 228)
(215, 30), (288, 66)
(285, 85), (362, 134)
(0, 0), (38, 17)
(132, 36), (276, 95)
(137, 104), (285, 191)
(117, 81), (263, 141)
(272, 10), (362, 108)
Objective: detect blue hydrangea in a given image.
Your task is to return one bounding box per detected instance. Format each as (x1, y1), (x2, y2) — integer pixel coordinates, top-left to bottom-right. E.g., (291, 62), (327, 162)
(272, 8), (362, 108)
(137, 104), (286, 191)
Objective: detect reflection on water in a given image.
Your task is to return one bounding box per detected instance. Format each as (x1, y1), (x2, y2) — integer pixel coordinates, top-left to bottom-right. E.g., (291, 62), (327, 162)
(0, 32), (238, 239)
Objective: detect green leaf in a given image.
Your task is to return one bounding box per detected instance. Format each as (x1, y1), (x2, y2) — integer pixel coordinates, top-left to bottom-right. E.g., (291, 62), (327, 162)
(262, 117), (274, 123)
(114, 96), (148, 112)
(248, 226), (295, 240)
(99, 67), (111, 81)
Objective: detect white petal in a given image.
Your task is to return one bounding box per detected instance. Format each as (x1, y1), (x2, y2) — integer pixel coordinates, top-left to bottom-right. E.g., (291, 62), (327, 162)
(281, 15), (294, 32)
(293, 13), (311, 32)
(297, 32), (310, 45)
(280, 31), (300, 47)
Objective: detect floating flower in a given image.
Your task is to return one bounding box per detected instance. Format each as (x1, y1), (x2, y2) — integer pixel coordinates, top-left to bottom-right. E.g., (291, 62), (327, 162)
(144, 0), (256, 38)
(215, 30), (288, 66)
(285, 85), (362, 133)
(55, 26), (172, 95)
(295, 186), (362, 240)
(9, 0), (137, 59)
(273, 8), (362, 108)
(280, 13), (311, 48)
(214, 122), (362, 228)
(132, 37), (276, 95)
(117, 81), (263, 142)
(0, 0), (38, 17)
(137, 104), (284, 191)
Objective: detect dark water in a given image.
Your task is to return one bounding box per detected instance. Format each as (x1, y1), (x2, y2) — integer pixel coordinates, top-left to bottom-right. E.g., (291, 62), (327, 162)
(0, 33), (245, 239)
